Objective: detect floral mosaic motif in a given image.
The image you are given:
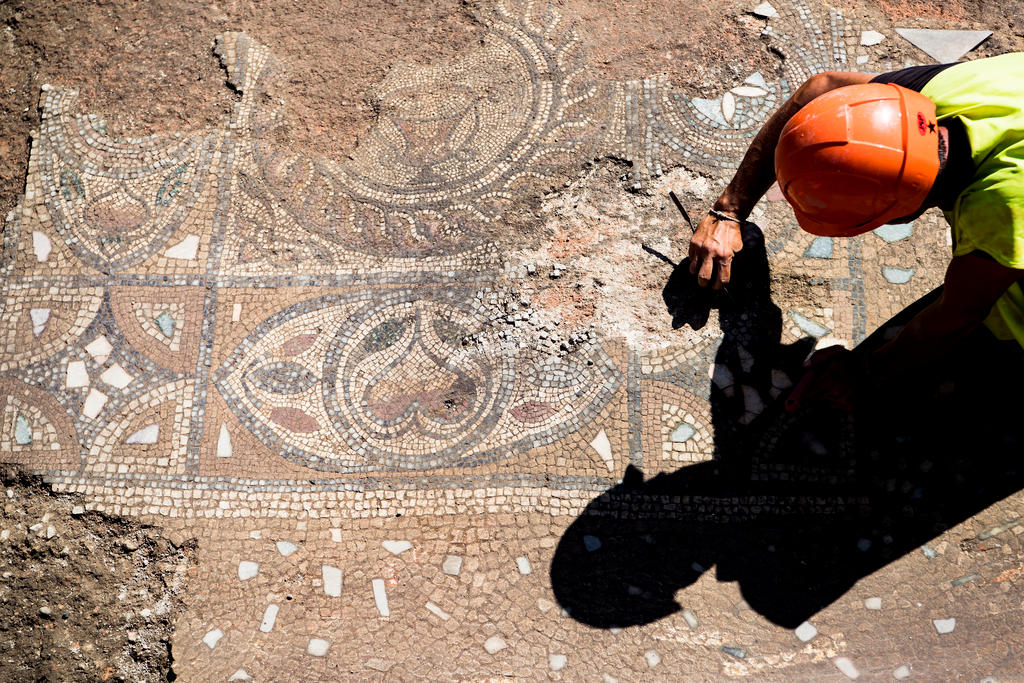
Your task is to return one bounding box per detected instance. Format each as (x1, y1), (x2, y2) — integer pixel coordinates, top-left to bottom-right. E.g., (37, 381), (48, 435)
(214, 288), (622, 472)
(0, 0), (901, 500)
(34, 86), (217, 272)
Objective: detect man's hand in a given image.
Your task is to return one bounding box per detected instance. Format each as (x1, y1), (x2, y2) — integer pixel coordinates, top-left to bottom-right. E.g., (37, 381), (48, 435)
(685, 212), (744, 289)
(785, 346), (866, 412)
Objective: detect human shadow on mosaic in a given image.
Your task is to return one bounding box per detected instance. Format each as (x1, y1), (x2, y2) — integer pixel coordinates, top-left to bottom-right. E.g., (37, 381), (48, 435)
(551, 226), (1024, 629)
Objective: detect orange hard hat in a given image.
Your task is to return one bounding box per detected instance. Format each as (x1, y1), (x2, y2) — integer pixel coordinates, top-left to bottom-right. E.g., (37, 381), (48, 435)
(775, 83), (940, 237)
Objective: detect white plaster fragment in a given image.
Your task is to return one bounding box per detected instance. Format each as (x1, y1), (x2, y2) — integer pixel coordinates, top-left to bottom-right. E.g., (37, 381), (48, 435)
(237, 560), (259, 580)
(645, 650), (661, 668)
(164, 234), (200, 260)
(85, 336), (113, 364)
(516, 556), (532, 575)
(425, 601), (451, 620)
(32, 231), (52, 262)
(864, 597), (882, 610)
(259, 604), (279, 632)
(549, 654), (567, 671)
(895, 28), (991, 63)
(276, 540), (299, 556)
(81, 389), (108, 419)
(307, 638), (330, 656)
(382, 540), (412, 555)
(893, 665), (911, 680)
(228, 669), (252, 681)
(722, 92), (736, 123)
(372, 578), (390, 616)
(125, 424), (159, 445)
(483, 635), (507, 654)
(860, 30), (885, 46)
(99, 363), (133, 389)
(232, 302), (242, 322)
(731, 85), (768, 98)
(216, 424), (232, 458)
(795, 621), (818, 642)
(66, 360), (89, 388)
(329, 528), (342, 542)
(934, 617), (956, 634)
(834, 657), (860, 679)
(442, 555), (463, 576)
(30, 308), (50, 338)
(322, 564), (343, 597)
(751, 2), (777, 18)
(590, 429), (615, 472)
(202, 629), (224, 649)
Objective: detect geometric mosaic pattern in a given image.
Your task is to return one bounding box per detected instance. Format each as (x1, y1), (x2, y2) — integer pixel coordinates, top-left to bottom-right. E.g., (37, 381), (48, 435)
(2, 0), (937, 521)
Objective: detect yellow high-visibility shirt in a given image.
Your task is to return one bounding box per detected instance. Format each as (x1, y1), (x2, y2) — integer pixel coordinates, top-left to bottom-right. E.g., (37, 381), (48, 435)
(921, 53), (1024, 345)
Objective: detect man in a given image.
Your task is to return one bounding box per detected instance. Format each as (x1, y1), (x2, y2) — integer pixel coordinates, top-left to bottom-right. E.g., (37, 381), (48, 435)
(685, 53), (1024, 394)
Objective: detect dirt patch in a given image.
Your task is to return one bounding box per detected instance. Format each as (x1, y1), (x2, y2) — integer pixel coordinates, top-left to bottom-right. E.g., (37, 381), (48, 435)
(0, 467), (195, 682)
(501, 162), (724, 352)
(0, 0), (483, 218)
(557, 0), (780, 95)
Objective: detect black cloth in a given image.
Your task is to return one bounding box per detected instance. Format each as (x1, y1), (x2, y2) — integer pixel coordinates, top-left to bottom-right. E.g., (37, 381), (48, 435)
(870, 63), (957, 92)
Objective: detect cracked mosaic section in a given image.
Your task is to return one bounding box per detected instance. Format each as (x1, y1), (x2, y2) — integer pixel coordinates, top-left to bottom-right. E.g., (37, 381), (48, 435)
(0, 0), (940, 520)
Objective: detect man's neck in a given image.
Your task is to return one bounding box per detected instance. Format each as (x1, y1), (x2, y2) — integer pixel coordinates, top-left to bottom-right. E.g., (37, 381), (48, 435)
(932, 119), (973, 212)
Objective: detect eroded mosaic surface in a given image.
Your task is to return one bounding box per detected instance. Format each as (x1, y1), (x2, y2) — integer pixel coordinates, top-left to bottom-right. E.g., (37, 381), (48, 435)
(0, 0), (944, 519)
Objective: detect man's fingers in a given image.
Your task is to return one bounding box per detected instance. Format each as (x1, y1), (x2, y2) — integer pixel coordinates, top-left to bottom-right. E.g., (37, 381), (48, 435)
(697, 254), (715, 286)
(713, 258), (732, 290)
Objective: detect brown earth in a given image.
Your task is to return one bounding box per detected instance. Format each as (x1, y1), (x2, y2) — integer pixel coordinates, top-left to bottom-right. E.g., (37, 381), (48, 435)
(0, 467), (196, 682)
(4, 0), (1022, 223)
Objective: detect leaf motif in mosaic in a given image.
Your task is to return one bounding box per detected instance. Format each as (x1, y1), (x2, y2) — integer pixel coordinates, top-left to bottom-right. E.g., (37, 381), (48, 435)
(213, 288), (622, 472)
(0, 287), (104, 369)
(0, 378), (80, 471)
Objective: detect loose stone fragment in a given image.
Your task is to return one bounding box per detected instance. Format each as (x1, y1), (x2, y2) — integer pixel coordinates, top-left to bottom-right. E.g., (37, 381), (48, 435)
(893, 665), (911, 680)
(951, 573), (979, 587)
(645, 649), (661, 667)
(516, 557), (532, 575)
(307, 638), (330, 656)
(978, 518), (1021, 539)
(934, 618), (956, 634)
(681, 609), (699, 629)
(549, 654), (567, 671)
(864, 597), (882, 610)
(720, 646), (746, 660)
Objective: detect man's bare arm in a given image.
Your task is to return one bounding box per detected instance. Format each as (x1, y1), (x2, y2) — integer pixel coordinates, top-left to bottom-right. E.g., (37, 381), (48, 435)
(686, 71), (876, 289)
(869, 251), (1024, 378)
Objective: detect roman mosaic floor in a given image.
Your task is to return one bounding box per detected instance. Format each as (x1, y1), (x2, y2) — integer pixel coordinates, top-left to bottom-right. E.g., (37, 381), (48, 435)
(2, 0), (1022, 679)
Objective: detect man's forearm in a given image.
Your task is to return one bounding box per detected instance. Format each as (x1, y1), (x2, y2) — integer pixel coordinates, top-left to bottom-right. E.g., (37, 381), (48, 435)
(868, 297), (982, 380)
(715, 72), (876, 219)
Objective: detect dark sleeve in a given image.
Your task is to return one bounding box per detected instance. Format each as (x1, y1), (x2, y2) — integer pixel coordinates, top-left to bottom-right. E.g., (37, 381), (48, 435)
(870, 63), (958, 92)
